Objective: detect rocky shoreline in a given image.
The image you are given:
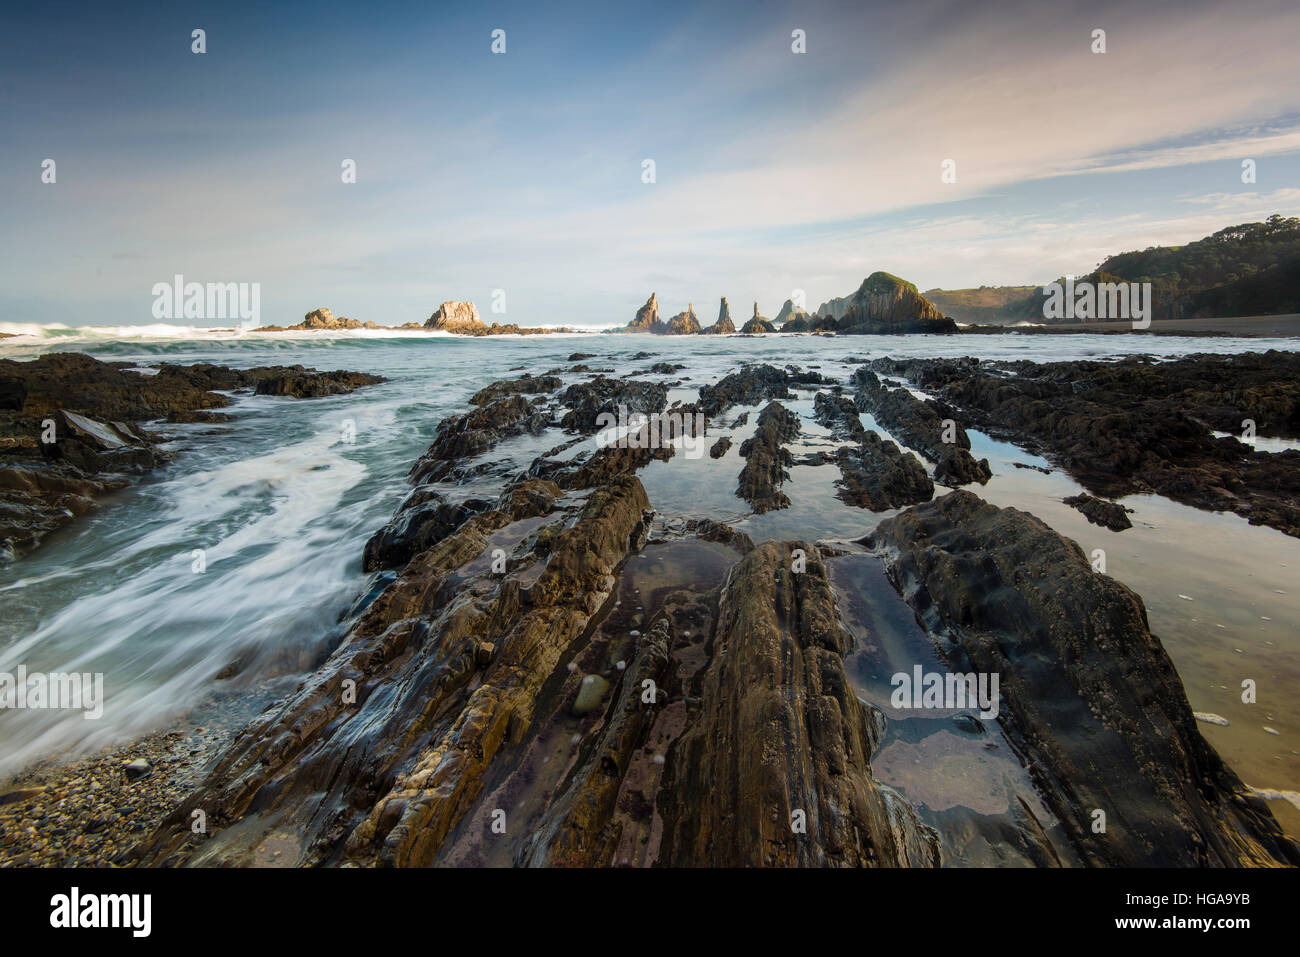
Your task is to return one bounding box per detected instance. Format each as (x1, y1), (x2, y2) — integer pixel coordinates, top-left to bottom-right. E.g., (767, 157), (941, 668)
(3, 349), (1298, 867)
(0, 352), (384, 562)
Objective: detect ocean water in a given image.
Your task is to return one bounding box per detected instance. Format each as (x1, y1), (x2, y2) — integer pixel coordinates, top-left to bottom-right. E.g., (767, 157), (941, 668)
(2, 324), (1298, 830)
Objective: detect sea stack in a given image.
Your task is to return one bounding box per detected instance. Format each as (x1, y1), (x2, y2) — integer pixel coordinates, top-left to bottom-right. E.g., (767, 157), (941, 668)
(702, 297), (735, 335)
(664, 303), (702, 335)
(740, 302), (775, 335)
(628, 293), (663, 333)
(774, 298), (809, 326)
(425, 301), (485, 334)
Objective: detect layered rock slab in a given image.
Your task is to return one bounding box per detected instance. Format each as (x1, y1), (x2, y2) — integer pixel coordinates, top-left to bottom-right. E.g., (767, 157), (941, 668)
(655, 542), (940, 867)
(865, 489), (1299, 866)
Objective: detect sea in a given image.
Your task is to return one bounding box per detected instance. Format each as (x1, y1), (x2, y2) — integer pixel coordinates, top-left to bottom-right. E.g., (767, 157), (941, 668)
(2, 322), (1298, 831)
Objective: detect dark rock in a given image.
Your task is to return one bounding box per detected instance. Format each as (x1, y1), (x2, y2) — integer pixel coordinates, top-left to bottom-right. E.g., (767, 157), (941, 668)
(558, 376), (668, 433)
(852, 369), (991, 486)
(468, 373), (562, 406)
(737, 402), (800, 513)
(834, 431), (934, 511)
(867, 352), (1300, 537)
(656, 542), (940, 866)
(363, 493), (492, 571)
(254, 369), (385, 398)
(866, 490), (1300, 866)
(698, 364), (825, 417)
(1064, 493), (1133, 531)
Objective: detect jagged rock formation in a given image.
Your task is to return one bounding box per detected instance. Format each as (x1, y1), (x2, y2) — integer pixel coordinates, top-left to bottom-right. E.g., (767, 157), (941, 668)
(813, 393), (932, 509)
(697, 363), (826, 417)
(866, 352), (1300, 538)
(866, 490), (1300, 867)
(834, 433), (935, 510)
(558, 376), (669, 433)
(617, 278), (952, 337)
(129, 367), (940, 869)
(700, 297), (735, 335)
(737, 402), (800, 513)
(424, 301), (558, 337)
(106, 359), (1299, 870)
(655, 542), (940, 866)
(410, 395), (551, 484)
(774, 298), (810, 325)
(852, 369), (991, 486)
(663, 304), (701, 336)
(469, 373), (563, 407)
(739, 302), (775, 335)
(627, 293), (663, 334)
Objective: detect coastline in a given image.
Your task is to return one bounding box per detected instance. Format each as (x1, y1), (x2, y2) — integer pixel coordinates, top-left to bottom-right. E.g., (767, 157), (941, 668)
(3, 339), (1298, 866)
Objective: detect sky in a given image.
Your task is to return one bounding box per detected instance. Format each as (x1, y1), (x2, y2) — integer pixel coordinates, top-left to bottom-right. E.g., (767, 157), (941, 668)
(2, 0), (1299, 329)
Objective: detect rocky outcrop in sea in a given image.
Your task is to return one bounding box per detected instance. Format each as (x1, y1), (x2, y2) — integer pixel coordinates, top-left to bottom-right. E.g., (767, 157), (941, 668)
(0, 353), (384, 562)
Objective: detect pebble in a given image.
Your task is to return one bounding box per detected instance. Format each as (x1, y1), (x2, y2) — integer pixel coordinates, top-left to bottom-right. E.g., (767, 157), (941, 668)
(572, 675), (611, 716)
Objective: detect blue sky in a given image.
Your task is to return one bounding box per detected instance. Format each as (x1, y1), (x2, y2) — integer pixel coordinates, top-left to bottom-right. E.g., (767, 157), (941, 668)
(2, 0), (1299, 328)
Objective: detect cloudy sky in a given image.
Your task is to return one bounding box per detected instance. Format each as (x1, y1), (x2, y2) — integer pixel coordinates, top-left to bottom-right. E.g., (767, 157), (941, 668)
(2, 0), (1299, 328)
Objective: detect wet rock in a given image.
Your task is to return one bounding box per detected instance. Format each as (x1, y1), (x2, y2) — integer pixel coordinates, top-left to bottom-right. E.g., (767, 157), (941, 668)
(813, 391), (866, 441)
(868, 352), (1300, 537)
(411, 394), (550, 482)
(572, 674), (611, 715)
(698, 363), (825, 417)
(834, 431), (934, 511)
(866, 489), (1300, 866)
(1063, 493), (1133, 531)
(469, 373), (562, 406)
(133, 475), (653, 867)
(558, 376), (668, 433)
(951, 713), (985, 735)
(852, 369), (991, 486)
(2, 353), (386, 561)
(708, 436), (731, 458)
(123, 759), (152, 780)
(0, 377), (25, 411)
(737, 402), (800, 513)
(363, 493), (492, 571)
(656, 542), (940, 867)
(254, 369), (385, 398)
(684, 518), (754, 554)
